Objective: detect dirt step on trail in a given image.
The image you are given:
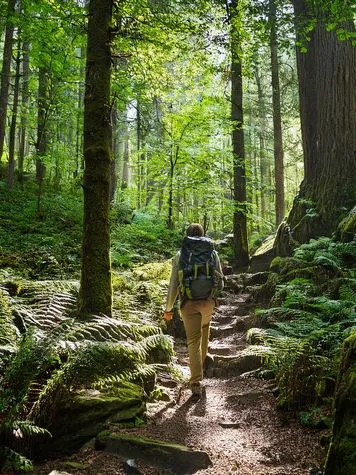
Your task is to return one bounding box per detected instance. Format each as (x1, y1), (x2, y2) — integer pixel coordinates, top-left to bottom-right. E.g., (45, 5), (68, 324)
(32, 274), (325, 475)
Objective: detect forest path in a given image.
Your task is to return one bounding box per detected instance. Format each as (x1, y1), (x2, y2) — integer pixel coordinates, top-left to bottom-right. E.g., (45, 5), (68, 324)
(33, 275), (324, 475)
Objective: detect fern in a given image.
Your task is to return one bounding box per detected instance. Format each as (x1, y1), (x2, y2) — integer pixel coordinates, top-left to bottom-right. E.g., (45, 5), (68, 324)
(293, 237), (333, 262)
(0, 447), (33, 472)
(246, 328), (268, 345)
(0, 288), (20, 348)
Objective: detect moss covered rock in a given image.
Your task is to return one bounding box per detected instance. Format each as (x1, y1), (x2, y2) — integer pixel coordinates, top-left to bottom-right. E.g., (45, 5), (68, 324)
(95, 431), (212, 473)
(35, 382), (146, 457)
(249, 235), (276, 273)
(324, 332), (356, 474)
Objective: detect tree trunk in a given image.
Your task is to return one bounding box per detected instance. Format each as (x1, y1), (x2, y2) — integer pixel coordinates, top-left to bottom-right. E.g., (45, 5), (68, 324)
(121, 107), (130, 189)
(275, 1), (356, 255)
(18, 41), (30, 187)
(229, 1), (249, 269)
(79, 0), (113, 317)
(0, 0), (16, 165)
(254, 62), (268, 230)
(110, 107), (118, 202)
(36, 67), (49, 215)
(7, 32), (21, 188)
(75, 47), (84, 179)
(167, 145), (174, 229)
(324, 332), (356, 474)
(136, 101), (142, 209)
(269, 0), (285, 227)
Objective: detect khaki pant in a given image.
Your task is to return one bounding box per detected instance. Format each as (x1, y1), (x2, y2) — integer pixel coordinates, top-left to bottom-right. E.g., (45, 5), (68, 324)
(180, 298), (215, 384)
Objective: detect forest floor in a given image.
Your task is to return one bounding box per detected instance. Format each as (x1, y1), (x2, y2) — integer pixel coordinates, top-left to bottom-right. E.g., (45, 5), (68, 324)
(31, 278), (326, 475)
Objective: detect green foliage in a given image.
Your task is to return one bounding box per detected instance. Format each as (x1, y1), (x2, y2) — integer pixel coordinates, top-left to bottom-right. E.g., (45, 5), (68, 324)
(0, 274), (175, 470)
(299, 407), (332, 429)
(0, 185), (82, 279)
(251, 237), (356, 412)
(0, 447), (33, 472)
(0, 288), (20, 351)
(0, 329), (52, 472)
(111, 212), (182, 268)
(293, 238), (356, 266)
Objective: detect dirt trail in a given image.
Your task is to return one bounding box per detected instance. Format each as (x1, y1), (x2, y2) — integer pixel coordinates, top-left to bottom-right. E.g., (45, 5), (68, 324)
(33, 275), (325, 475)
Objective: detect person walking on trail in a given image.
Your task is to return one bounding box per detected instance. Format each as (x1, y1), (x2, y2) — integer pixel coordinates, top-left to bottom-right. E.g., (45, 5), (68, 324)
(163, 223), (224, 396)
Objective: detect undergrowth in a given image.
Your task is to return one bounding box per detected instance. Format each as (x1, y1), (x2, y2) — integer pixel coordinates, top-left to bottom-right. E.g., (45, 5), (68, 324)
(0, 181), (180, 471)
(250, 237), (356, 427)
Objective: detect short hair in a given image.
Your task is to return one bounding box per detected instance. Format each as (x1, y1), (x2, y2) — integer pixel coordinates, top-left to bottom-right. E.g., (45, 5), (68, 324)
(186, 223), (204, 237)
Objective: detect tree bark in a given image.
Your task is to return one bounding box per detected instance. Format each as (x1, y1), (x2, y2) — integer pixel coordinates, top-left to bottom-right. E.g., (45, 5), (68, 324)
(254, 61), (269, 230)
(275, 1), (356, 255)
(229, 0), (249, 269)
(18, 41), (30, 187)
(120, 106), (130, 190)
(110, 106), (118, 202)
(79, 0), (113, 317)
(0, 0), (16, 164)
(269, 0), (285, 227)
(167, 144), (175, 229)
(7, 32), (21, 188)
(36, 67), (49, 182)
(324, 332), (356, 474)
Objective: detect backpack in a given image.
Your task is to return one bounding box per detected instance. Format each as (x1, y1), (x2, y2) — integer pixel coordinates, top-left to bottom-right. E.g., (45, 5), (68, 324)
(178, 236), (217, 300)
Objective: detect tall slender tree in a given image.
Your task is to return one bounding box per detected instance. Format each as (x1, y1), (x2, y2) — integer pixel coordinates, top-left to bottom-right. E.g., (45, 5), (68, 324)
(226, 0), (249, 269)
(79, 0), (113, 316)
(0, 0), (16, 164)
(269, 0), (285, 227)
(7, 32), (21, 188)
(18, 41), (30, 187)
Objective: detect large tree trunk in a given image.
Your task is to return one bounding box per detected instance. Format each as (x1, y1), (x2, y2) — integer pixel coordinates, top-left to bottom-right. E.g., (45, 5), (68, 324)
(79, 0), (113, 317)
(0, 0), (16, 165)
(275, 1), (356, 255)
(229, 1), (249, 269)
(324, 332), (356, 474)
(269, 0), (285, 227)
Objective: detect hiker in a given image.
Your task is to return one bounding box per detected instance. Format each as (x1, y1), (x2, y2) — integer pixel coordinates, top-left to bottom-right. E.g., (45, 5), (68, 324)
(163, 223), (224, 396)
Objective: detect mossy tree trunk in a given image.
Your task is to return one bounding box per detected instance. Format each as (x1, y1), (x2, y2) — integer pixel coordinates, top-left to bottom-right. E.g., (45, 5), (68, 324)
(324, 332), (356, 475)
(269, 0), (285, 227)
(254, 63), (266, 229)
(18, 41), (30, 187)
(79, 0), (113, 317)
(36, 67), (49, 215)
(275, 1), (356, 255)
(7, 32), (21, 188)
(228, 0), (249, 270)
(0, 0), (16, 165)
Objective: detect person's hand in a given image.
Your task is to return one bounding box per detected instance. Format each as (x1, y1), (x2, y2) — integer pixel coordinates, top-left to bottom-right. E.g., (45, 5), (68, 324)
(163, 311), (173, 321)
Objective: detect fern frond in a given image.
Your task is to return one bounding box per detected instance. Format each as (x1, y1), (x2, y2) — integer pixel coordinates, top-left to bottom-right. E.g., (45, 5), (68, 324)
(293, 237), (332, 261)
(260, 306), (313, 324)
(137, 333), (174, 358)
(246, 327), (268, 345)
(1, 448), (33, 471)
(11, 420), (51, 438)
(0, 288), (20, 346)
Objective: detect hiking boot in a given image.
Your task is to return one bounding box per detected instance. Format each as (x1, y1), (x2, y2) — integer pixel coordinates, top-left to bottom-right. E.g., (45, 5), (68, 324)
(191, 382), (203, 396)
(203, 353), (214, 377)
